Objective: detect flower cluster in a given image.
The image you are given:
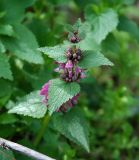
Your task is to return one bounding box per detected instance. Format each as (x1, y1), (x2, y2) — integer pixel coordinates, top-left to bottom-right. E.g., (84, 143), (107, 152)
(55, 61), (85, 82)
(66, 48), (82, 63)
(55, 32), (85, 83)
(40, 30), (85, 112)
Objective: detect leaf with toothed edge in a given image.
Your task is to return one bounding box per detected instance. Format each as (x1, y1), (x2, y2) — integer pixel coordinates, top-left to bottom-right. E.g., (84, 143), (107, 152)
(38, 45), (67, 63)
(48, 79), (80, 115)
(2, 24), (44, 64)
(86, 9), (119, 43)
(8, 91), (47, 118)
(79, 51), (113, 68)
(51, 108), (90, 152)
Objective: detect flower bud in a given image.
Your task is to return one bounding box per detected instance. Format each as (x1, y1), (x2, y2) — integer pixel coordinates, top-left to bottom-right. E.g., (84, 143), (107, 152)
(70, 36), (77, 43)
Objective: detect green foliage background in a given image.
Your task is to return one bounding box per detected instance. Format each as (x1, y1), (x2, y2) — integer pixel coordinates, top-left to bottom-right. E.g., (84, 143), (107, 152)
(0, 0), (139, 159)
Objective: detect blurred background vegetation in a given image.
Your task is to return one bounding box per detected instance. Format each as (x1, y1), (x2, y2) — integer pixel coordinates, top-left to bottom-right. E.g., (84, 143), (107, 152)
(0, 0), (139, 159)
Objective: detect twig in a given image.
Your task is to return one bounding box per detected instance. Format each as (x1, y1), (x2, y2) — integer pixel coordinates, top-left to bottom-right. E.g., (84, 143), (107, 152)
(0, 138), (56, 160)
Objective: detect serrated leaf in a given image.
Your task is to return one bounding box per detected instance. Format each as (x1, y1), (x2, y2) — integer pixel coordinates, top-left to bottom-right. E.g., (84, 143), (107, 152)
(0, 147), (15, 160)
(86, 9), (118, 43)
(68, 21), (91, 40)
(78, 21), (92, 39)
(8, 91), (47, 118)
(0, 54), (13, 80)
(38, 45), (67, 63)
(48, 79), (80, 115)
(79, 51), (113, 68)
(73, 18), (82, 30)
(77, 35), (100, 51)
(2, 24), (44, 64)
(0, 24), (14, 36)
(64, 23), (73, 32)
(118, 16), (139, 42)
(51, 108), (90, 152)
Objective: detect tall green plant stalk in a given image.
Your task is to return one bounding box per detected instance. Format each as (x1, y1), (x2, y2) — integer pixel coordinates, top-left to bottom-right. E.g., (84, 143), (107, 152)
(34, 114), (51, 147)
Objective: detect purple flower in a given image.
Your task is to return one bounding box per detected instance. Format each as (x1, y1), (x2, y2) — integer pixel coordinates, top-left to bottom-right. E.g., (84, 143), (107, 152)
(71, 94), (79, 105)
(59, 63), (65, 69)
(65, 60), (73, 69)
(80, 72), (86, 79)
(54, 63), (65, 73)
(75, 67), (82, 74)
(40, 82), (49, 96)
(68, 71), (72, 78)
(40, 81), (50, 103)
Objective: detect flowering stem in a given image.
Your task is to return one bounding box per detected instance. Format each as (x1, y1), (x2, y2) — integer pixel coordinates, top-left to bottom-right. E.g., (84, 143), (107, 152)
(34, 114), (51, 147)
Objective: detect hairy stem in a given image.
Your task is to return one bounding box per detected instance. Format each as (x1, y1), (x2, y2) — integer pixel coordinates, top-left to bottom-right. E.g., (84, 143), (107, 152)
(34, 114), (51, 147)
(0, 138), (55, 160)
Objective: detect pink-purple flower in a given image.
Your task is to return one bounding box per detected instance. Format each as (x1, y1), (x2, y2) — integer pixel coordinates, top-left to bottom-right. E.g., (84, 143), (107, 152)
(65, 60), (73, 69)
(40, 81), (50, 104)
(54, 62), (85, 82)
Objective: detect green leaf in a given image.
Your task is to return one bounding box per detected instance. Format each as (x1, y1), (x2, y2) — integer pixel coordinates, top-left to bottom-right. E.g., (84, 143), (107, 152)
(51, 108), (90, 152)
(0, 79), (12, 97)
(8, 91), (47, 118)
(0, 113), (18, 124)
(0, 147), (15, 160)
(38, 45), (67, 63)
(102, 34), (120, 53)
(77, 35), (100, 51)
(86, 9), (118, 43)
(0, 24), (14, 36)
(118, 16), (139, 42)
(48, 79), (80, 115)
(2, 24), (44, 64)
(73, 18), (82, 31)
(0, 40), (5, 53)
(68, 21), (91, 40)
(67, 20), (91, 42)
(78, 21), (92, 39)
(79, 51), (113, 68)
(0, 0), (36, 23)
(0, 54), (13, 80)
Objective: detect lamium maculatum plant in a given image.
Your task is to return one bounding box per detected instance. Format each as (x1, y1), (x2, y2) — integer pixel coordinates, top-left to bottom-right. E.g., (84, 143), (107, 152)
(8, 17), (117, 151)
(38, 19), (113, 114)
(1, 1), (139, 159)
